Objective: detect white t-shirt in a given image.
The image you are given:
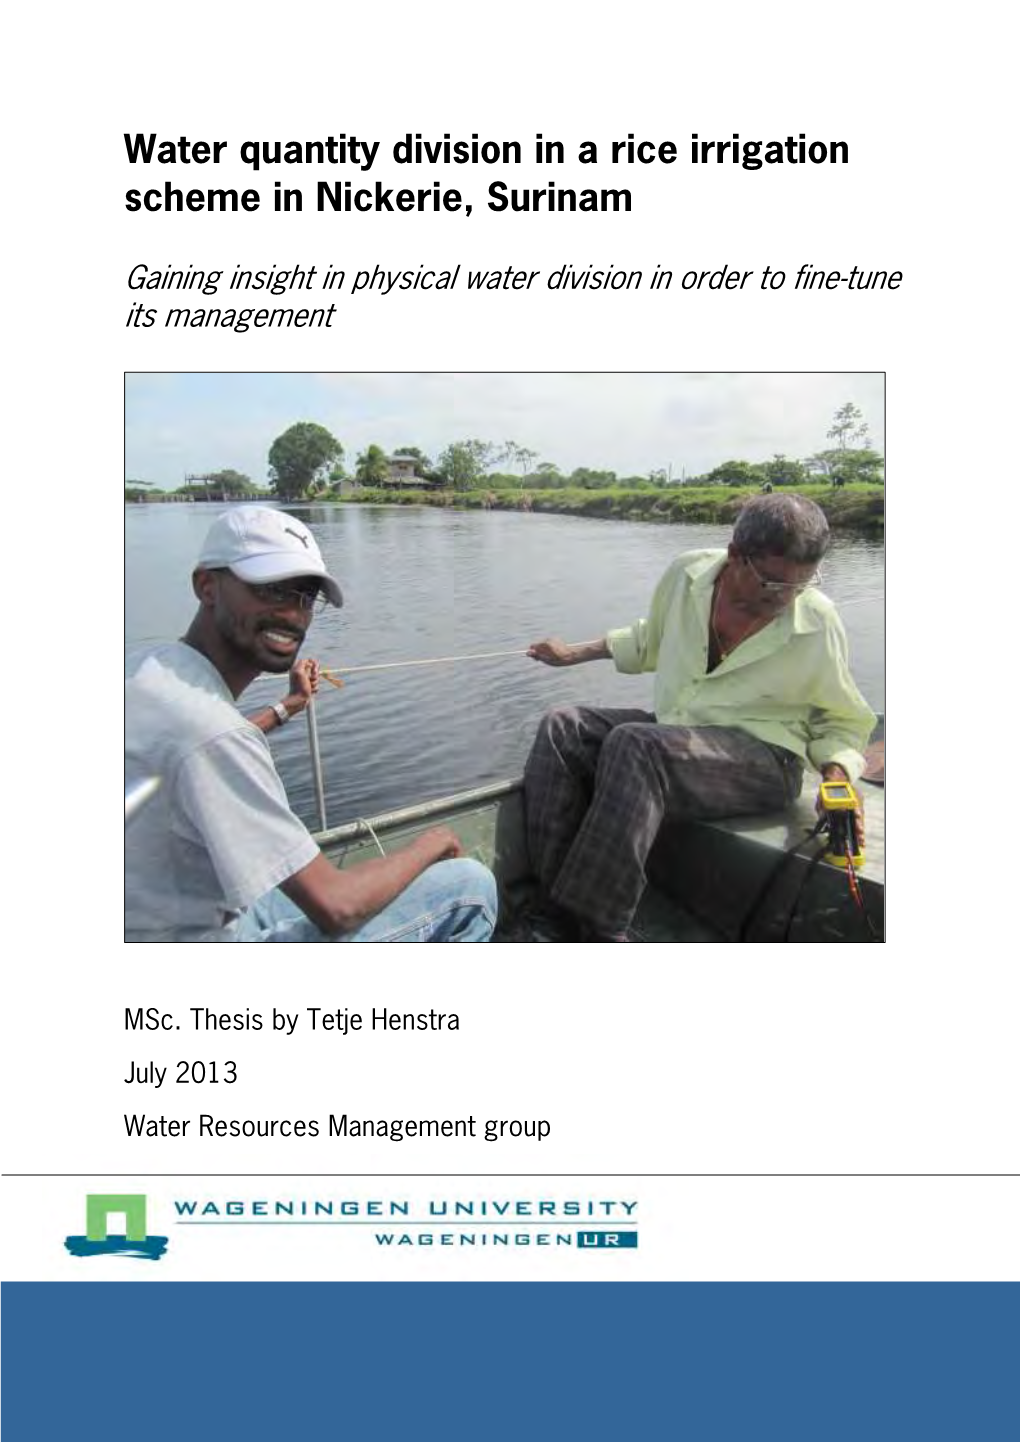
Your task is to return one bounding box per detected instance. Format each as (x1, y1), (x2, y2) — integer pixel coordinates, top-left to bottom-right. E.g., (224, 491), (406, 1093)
(125, 643), (319, 942)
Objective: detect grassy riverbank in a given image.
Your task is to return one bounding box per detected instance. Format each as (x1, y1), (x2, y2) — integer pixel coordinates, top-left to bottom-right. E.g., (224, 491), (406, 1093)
(338, 483), (885, 537)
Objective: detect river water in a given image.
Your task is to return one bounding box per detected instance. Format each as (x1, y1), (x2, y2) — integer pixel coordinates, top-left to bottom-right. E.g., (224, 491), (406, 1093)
(125, 502), (885, 830)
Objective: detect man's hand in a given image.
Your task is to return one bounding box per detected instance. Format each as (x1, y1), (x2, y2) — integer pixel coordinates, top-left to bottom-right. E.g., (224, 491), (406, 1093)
(816, 765), (866, 851)
(248, 658), (322, 734)
(287, 657), (320, 707)
(528, 638), (574, 666)
(527, 637), (610, 667)
(410, 827), (466, 863)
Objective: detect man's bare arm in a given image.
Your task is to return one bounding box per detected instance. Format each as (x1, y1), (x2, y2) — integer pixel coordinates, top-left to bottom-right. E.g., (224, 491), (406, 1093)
(280, 827), (466, 936)
(527, 637), (611, 667)
(249, 658), (320, 733)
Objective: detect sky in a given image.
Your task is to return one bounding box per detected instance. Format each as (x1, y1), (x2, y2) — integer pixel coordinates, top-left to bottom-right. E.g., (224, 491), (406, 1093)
(125, 372), (885, 488)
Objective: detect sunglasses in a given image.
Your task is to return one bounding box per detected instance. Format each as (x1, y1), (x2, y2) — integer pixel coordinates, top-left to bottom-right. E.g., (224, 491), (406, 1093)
(742, 555), (822, 595)
(230, 574), (327, 612)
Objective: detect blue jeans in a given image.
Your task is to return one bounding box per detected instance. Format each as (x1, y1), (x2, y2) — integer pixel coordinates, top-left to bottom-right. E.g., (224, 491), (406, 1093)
(233, 858), (497, 943)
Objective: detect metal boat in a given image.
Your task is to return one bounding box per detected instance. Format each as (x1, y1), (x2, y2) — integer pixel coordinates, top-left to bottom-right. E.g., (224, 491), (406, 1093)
(312, 733), (885, 943)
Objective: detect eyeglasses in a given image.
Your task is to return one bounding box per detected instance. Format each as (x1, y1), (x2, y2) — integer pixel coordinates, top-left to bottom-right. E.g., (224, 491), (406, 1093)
(742, 555), (822, 595)
(236, 577), (327, 612)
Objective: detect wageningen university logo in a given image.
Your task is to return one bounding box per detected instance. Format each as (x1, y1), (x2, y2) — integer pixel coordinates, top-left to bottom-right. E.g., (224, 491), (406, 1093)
(65, 1195), (638, 1256)
(65, 1194), (169, 1261)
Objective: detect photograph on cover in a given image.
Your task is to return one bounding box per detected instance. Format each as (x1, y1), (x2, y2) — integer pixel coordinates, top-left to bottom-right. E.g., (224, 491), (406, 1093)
(125, 371), (884, 943)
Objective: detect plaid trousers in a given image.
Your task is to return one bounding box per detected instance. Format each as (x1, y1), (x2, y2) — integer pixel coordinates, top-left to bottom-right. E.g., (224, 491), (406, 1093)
(523, 706), (804, 934)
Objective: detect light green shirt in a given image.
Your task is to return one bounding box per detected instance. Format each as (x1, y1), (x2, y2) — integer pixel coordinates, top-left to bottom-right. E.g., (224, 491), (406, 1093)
(606, 549), (876, 781)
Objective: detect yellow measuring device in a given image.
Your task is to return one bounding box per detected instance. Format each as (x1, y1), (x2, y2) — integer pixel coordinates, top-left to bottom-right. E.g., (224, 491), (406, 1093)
(819, 780), (864, 869)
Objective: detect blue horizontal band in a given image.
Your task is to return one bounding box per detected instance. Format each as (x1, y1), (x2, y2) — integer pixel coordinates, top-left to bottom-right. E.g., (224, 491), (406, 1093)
(3, 1282), (1016, 1441)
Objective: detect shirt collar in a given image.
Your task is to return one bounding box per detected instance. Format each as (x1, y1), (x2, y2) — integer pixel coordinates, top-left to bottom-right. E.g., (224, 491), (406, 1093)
(686, 551), (728, 590)
(684, 549), (825, 649)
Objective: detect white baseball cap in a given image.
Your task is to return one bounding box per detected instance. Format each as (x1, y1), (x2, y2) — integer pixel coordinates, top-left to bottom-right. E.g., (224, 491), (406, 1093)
(196, 507), (343, 607)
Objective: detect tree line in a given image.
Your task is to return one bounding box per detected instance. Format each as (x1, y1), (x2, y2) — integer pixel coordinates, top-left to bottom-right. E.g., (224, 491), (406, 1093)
(125, 403), (883, 502)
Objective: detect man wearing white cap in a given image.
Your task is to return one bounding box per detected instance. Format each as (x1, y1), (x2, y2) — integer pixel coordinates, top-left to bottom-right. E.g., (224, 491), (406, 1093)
(125, 507), (497, 943)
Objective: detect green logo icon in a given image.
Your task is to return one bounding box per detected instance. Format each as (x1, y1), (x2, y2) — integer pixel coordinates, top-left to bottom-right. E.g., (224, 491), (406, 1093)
(66, 1194), (168, 1260)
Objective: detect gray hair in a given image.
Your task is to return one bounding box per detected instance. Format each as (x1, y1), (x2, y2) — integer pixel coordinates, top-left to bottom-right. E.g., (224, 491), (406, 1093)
(731, 493), (830, 564)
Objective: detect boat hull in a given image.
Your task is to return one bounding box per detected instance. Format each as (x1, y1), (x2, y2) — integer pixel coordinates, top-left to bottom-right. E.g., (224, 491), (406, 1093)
(316, 770), (885, 944)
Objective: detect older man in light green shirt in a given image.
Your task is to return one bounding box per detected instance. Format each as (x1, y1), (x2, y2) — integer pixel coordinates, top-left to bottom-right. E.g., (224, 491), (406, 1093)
(607, 548), (873, 780)
(523, 493), (875, 941)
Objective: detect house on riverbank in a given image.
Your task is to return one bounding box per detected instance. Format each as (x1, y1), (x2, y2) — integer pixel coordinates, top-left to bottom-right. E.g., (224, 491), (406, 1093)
(376, 455), (442, 489)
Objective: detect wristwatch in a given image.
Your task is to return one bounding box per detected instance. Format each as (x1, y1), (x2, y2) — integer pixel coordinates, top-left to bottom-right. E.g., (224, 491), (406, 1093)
(272, 701), (291, 727)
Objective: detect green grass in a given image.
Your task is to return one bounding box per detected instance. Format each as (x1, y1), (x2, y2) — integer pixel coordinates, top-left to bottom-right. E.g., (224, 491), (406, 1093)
(337, 484), (884, 536)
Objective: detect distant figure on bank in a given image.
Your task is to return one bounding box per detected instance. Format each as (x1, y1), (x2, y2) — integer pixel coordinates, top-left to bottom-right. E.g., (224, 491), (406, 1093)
(125, 507), (497, 942)
(523, 493), (874, 941)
